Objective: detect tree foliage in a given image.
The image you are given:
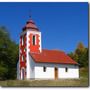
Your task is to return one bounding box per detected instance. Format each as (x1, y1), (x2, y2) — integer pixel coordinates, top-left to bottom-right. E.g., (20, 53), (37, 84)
(68, 42), (88, 68)
(0, 27), (19, 80)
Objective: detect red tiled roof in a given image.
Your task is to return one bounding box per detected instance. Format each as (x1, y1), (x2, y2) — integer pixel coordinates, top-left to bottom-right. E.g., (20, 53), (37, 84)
(30, 49), (78, 65)
(23, 19), (39, 31)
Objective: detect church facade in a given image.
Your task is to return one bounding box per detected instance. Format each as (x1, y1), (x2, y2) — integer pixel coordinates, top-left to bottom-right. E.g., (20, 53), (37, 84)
(17, 17), (79, 80)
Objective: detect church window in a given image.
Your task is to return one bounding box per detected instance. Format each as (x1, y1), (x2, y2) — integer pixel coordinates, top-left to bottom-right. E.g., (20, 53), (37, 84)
(65, 67), (68, 72)
(24, 48), (26, 52)
(43, 66), (46, 72)
(32, 35), (35, 45)
(22, 55), (24, 61)
(22, 36), (24, 45)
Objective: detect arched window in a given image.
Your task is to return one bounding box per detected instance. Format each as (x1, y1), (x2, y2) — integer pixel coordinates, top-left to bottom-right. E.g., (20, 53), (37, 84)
(22, 55), (24, 61)
(32, 35), (35, 45)
(21, 68), (25, 80)
(22, 34), (26, 45)
(22, 36), (24, 45)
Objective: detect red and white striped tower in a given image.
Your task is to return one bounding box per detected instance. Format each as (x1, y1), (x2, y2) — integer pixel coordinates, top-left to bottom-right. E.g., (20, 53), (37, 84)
(19, 17), (42, 80)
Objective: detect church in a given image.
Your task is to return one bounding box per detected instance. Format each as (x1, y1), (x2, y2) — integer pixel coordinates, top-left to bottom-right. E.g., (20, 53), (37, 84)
(17, 16), (79, 80)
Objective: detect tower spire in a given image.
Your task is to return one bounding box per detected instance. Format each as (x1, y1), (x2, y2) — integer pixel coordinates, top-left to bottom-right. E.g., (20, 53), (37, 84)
(22, 11), (39, 31)
(29, 10), (32, 19)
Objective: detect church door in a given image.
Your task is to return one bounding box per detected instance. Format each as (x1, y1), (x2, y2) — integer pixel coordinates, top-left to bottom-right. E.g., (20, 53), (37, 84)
(55, 67), (58, 80)
(21, 68), (25, 80)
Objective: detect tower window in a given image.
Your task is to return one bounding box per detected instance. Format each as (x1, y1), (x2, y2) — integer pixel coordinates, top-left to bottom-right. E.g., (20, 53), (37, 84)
(65, 67), (68, 72)
(22, 36), (24, 45)
(43, 66), (46, 72)
(32, 35), (36, 45)
(24, 48), (26, 52)
(22, 55), (24, 61)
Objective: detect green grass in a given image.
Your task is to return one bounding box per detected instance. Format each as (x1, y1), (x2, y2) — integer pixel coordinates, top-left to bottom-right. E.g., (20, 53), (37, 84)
(0, 68), (89, 87)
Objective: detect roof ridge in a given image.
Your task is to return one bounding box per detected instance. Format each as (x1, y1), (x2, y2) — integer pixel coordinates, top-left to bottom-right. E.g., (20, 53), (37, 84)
(42, 49), (65, 53)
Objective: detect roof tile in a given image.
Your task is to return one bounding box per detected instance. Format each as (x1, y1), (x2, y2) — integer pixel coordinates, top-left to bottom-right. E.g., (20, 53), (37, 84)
(30, 49), (78, 65)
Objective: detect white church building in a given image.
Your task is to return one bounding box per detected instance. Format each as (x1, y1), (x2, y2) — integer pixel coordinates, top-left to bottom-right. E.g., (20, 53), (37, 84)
(17, 17), (79, 80)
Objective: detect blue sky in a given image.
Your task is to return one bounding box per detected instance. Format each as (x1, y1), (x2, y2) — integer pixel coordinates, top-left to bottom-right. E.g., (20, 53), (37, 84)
(0, 2), (88, 53)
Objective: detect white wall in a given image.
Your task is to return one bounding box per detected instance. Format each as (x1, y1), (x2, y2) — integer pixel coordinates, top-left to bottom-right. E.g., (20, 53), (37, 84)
(29, 54), (35, 79)
(58, 65), (79, 78)
(35, 66), (54, 79)
(34, 63), (79, 79)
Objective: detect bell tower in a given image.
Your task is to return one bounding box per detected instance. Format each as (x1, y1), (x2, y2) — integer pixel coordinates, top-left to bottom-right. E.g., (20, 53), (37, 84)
(23, 19), (42, 53)
(19, 17), (42, 80)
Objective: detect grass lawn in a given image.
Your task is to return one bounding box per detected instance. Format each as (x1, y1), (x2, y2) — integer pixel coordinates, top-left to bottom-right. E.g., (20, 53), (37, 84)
(0, 68), (89, 87)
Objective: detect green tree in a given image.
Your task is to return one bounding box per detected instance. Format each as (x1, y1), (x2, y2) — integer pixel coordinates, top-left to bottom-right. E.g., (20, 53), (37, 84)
(76, 42), (85, 51)
(68, 42), (88, 68)
(75, 42), (88, 67)
(68, 52), (79, 62)
(0, 27), (19, 80)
